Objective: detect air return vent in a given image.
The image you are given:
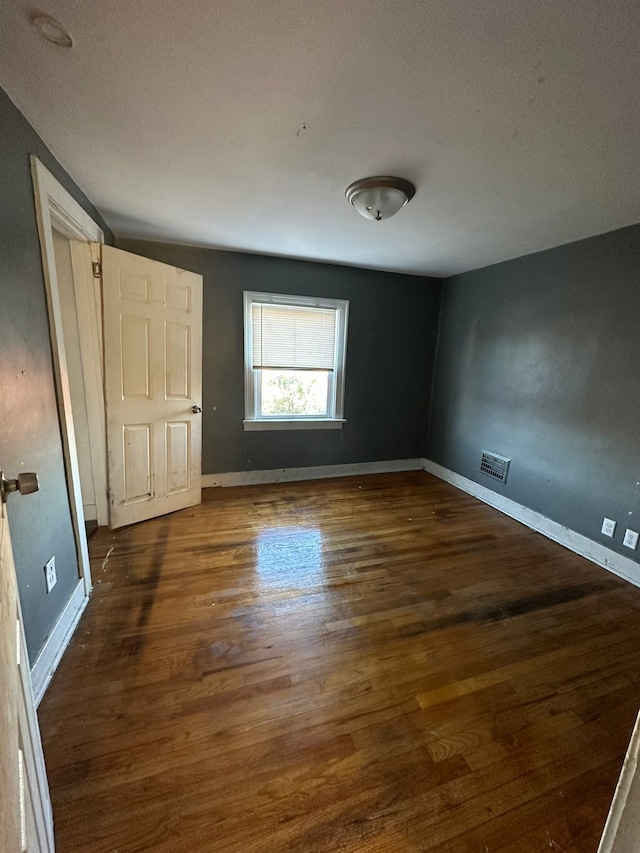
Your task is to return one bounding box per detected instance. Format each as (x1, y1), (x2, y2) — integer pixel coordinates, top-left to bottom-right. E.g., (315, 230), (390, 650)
(480, 451), (510, 483)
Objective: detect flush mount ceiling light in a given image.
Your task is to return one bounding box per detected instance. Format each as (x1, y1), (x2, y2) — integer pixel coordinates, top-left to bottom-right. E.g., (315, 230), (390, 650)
(345, 176), (415, 222)
(28, 11), (74, 48)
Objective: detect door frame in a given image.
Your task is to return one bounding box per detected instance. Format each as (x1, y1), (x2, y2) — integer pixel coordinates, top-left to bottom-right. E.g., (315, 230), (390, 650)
(0, 495), (55, 851)
(31, 157), (106, 596)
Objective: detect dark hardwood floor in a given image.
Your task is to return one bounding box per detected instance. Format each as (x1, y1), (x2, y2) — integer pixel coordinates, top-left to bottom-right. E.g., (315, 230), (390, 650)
(38, 472), (640, 851)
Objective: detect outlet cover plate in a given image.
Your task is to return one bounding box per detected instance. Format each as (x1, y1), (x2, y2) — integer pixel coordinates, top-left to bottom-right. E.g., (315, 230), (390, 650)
(601, 518), (617, 538)
(45, 556), (57, 593)
(623, 529), (639, 550)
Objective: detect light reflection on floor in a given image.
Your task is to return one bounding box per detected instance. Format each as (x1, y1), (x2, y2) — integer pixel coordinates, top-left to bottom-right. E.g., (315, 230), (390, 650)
(254, 526), (325, 591)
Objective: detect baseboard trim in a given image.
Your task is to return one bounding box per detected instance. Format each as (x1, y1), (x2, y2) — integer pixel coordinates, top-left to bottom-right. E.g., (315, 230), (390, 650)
(420, 458), (640, 590)
(202, 458), (423, 488)
(31, 580), (88, 706)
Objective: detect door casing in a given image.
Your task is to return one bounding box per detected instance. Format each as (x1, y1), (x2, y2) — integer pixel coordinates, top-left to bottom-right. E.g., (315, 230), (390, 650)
(0, 485), (55, 851)
(32, 156), (105, 597)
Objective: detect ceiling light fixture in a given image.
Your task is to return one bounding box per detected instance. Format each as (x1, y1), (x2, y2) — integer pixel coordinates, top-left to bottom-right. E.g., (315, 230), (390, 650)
(28, 12), (74, 48)
(345, 176), (415, 222)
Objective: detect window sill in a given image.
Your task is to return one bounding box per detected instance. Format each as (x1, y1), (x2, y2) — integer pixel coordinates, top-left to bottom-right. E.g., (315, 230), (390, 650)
(243, 419), (346, 431)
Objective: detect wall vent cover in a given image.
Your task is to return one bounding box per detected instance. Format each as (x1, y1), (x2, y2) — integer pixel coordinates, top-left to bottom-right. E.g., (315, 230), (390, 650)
(480, 450), (510, 483)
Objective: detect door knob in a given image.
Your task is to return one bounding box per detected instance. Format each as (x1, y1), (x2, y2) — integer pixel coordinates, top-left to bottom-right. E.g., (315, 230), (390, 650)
(191, 405), (202, 414)
(0, 472), (39, 503)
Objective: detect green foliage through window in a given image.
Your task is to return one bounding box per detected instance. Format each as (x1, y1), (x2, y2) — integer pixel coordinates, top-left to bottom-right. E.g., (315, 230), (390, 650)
(261, 370), (328, 416)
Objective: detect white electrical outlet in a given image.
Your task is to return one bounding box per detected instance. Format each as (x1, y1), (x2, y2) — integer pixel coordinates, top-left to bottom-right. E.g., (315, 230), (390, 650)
(44, 557), (57, 593)
(601, 518), (617, 538)
(623, 529), (639, 550)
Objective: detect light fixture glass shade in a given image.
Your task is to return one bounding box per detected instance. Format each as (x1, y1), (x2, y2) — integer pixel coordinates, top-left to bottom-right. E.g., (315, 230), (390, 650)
(346, 177), (415, 221)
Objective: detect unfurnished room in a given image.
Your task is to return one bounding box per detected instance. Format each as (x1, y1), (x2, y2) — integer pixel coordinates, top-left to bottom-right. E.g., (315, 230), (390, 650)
(1, 2), (640, 851)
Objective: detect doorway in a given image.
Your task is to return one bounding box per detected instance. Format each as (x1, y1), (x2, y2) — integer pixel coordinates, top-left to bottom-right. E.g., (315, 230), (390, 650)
(51, 229), (101, 536)
(30, 157), (106, 702)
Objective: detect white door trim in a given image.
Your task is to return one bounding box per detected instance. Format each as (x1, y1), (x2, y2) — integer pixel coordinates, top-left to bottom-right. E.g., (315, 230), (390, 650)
(0, 495), (55, 850)
(69, 240), (109, 525)
(31, 156), (105, 597)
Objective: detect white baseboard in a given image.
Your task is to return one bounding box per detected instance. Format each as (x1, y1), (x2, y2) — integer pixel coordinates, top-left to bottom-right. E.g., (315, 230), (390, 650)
(202, 458), (423, 488)
(30, 580), (88, 706)
(420, 458), (640, 590)
(83, 503), (97, 521)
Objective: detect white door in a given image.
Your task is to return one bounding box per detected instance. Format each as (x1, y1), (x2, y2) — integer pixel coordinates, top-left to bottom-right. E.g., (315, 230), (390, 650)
(101, 246), (203, 529)
(0, 474), (54, 852)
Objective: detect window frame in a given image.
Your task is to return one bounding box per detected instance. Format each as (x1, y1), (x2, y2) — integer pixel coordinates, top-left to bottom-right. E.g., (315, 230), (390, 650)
(243, 290), (349, 431)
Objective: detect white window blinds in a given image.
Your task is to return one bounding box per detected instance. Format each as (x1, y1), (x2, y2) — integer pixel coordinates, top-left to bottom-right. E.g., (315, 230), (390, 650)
(252, 303), (337, 370)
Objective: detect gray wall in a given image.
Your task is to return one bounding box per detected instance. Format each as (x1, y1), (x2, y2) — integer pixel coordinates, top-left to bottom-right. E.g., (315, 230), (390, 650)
(0, 87), (113, 659)
(428, 223), (640, 564)
(8, 76), (637, 665)
(117, 239), (442, 474)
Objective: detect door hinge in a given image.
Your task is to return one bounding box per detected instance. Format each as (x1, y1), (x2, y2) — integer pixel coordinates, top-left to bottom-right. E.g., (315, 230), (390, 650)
(92, 261), (102, 279)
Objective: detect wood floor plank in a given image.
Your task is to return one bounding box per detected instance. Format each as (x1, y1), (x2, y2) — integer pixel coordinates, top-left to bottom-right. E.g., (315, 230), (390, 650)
(37, 472), (640, 851)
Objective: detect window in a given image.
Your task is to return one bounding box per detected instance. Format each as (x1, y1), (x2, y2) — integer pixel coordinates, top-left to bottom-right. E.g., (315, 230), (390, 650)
(243, 291), (349, 430)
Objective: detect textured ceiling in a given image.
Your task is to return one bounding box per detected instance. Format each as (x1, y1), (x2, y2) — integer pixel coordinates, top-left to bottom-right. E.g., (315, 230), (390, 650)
(1, 0), (639, 276)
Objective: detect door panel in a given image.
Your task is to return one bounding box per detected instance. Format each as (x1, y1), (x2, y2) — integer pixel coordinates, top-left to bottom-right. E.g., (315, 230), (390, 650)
(0, 487), (54, 852)
(166, 422), (190, 494)
(123, 424), (153, 502)
(101, 246), (203, 528)
(165, 323), (191, 399)
(120, 315), (151, 398)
